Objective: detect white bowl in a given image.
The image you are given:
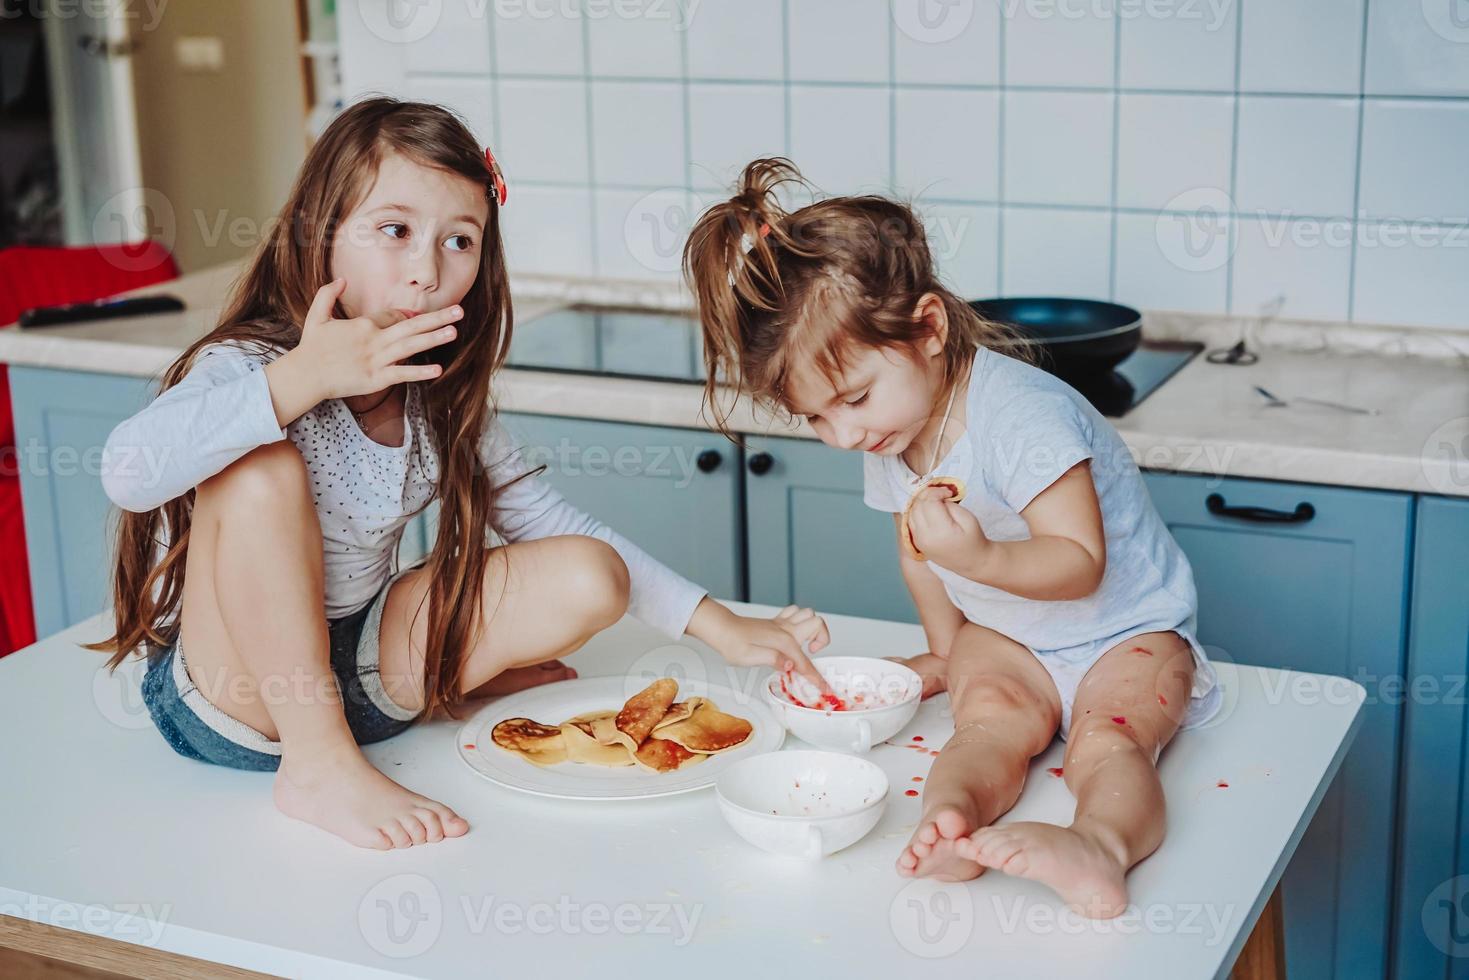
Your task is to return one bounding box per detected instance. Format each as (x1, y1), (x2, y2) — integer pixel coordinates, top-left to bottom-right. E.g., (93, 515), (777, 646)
(762, 656), (922, 754)
(715, 750), (889, 859)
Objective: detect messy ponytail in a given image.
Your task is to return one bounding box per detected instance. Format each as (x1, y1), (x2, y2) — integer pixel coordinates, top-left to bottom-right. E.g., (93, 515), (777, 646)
(684, 157), (1031, 432)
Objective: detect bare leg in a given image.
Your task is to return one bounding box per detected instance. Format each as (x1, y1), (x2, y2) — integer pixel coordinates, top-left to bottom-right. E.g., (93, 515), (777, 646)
(958, 630), (1196, 917)
(375, 535), (631, 715)
(897, 622), (1061, 880)
(181, 441), (467, 850)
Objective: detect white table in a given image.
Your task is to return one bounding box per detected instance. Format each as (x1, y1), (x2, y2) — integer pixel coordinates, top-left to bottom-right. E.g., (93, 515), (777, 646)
(0, 603), (1363, 979)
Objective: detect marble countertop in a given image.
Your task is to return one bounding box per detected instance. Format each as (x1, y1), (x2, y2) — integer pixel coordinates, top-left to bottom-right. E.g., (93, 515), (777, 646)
(2, 261), (1466, 497)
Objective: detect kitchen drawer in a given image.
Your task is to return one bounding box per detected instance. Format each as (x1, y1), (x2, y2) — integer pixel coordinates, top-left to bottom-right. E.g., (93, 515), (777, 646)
(1144, 470), (1412, 980)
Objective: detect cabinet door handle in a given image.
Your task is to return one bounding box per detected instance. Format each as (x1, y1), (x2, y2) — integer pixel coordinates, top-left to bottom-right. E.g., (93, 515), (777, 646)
(747, 452), (774, 476)
(696, 449), (723, 473)
(1205, 493), (1316, 524)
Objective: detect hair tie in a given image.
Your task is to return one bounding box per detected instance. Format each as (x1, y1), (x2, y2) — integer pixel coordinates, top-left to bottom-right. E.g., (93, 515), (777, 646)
(484, 146), (508, 207)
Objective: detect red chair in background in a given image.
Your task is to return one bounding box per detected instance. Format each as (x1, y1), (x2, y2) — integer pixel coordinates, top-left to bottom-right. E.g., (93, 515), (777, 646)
(0, 242), (178, 657)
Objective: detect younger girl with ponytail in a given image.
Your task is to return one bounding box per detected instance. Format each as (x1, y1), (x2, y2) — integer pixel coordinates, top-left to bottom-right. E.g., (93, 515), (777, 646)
(685, 158), (1222, 917)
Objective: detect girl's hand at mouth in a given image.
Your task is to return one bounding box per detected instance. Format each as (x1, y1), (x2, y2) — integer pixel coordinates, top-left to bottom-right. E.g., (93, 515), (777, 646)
(267, 278), (463, 422)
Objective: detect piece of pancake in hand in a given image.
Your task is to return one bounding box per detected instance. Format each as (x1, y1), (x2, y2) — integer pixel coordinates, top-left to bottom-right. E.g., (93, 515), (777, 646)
(651, 698), (753, 754)
(490, 717), (568, 767)
(900, 476), (968, 561)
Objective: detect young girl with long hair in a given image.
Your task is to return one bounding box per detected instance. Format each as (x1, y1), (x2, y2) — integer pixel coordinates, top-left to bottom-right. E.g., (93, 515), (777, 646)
(88, 103), (830, 851)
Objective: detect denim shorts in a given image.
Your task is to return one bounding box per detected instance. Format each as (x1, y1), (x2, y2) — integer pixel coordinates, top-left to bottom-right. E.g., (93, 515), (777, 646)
(140, 567), (423, 771)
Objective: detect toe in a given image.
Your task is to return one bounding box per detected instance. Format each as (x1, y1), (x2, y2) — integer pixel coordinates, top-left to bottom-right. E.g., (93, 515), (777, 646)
(917, 821), (940, 845)
(934, 808), (970, 840)
(381, 821), (412, 849)
(415, 808), (445, 843)
(399, 814), (428, 845)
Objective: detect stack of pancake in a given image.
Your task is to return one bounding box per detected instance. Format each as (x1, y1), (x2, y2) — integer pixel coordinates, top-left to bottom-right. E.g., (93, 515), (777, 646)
(490, 677), (754, 773)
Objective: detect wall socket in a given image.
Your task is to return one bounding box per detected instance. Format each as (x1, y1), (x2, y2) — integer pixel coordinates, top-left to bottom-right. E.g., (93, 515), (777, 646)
(175, 36), (225, 73)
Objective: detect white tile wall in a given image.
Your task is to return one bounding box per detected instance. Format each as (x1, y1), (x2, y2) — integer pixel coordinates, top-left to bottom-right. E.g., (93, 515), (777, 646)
(919, 201), (1000, 299)
(1001, 208), (1112, 299)
(789, 86), (892, 192)
(895, 88), (999, 201)
(1117, 0), (1237, 91)
(339, 0), (1469, 329)
(1366, 0), (1469, 97)
(1237, 0), (1365, 95)
(688, 84), (786, 190)
(1358, 100), (1469, 224)
(1233, 97), (1358, 218)
(1003, 91), (1113, 207)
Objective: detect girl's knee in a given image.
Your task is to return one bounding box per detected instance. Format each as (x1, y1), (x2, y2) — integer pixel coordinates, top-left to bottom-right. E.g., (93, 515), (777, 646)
(1065, 714), (1158, 769)
(555, 537), (630, 630)
(203, 440), (310, 507)
(951, 674), (1059, 753)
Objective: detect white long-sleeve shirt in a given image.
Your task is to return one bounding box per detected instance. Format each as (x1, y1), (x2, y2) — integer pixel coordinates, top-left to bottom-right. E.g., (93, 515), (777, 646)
(101, 341), (707, 637)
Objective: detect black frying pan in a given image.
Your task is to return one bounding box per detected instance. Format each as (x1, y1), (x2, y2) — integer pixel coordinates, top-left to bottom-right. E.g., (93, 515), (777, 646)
(968, 297), (1142, 380)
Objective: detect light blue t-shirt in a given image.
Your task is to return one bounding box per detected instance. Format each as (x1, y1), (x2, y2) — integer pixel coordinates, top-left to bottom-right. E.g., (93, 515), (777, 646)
(864, 345), (1202, 655)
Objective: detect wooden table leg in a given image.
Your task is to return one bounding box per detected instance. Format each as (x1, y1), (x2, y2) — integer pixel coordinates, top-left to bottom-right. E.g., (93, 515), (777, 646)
(1232, 884), (1287, 980)
(0, 915), (279, 980)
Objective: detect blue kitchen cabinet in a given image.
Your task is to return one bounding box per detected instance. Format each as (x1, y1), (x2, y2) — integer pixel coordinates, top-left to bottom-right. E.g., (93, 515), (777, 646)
(9, 366), (156, 637)
(1143, 471), (1412, 980)
(742, 435), (915, 625)
(498, 413), (744, 603)
(1393, 494), (1469, 980)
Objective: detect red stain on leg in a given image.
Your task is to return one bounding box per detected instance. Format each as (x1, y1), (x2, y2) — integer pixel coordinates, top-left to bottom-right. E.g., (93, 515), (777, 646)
(1111, 716), (1127, 725)
(1131, 646), (1153, 656)
(1157, 694), (1168, 706)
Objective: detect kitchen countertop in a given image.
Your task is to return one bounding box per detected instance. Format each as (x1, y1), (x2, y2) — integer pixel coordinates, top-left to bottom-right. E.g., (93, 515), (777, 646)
(1, 261), (1466, 497)
(0, 602), (1362, 979)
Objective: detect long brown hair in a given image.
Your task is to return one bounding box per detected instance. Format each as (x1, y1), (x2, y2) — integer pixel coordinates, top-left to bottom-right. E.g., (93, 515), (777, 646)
(86, 97), (513, 721)
(683, 157), (1032, 431)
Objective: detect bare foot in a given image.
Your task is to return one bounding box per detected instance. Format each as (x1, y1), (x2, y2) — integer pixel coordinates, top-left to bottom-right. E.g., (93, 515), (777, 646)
(957, 821), (1129, 918)
(896, 801), (986, 881)
(273, 743), (470, 850)
(469, 660), (578, 698)
(885, 653), (947, 700)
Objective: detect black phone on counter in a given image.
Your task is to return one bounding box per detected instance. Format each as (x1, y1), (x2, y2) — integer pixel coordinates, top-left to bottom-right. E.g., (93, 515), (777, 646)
(17, 295), (186, 329)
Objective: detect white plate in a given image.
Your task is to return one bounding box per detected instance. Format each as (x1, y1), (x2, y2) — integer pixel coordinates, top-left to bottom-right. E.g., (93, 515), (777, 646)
(456, 675), (785, 800)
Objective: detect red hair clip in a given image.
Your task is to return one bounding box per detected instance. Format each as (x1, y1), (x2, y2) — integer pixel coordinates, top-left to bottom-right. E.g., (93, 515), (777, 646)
(484, 146), (508, 207)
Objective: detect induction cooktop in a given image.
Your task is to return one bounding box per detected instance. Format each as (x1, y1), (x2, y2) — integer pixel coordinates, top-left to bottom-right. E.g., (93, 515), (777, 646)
(508, 306), (1200, 419)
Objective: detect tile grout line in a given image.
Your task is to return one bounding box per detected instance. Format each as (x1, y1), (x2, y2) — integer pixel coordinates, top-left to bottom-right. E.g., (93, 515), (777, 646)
(1224, 0), (1245, 316)
(888, 1), (898, 194)
(429, 70), (1469, 103)
(1346, 0), (1373, 323)
(996, 1), (1007, 296)
(485, 9), (501, 148)
(579, 5), (601, 276)
(1107, 7), (1122, 302)
(782, 0), (793, 158)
